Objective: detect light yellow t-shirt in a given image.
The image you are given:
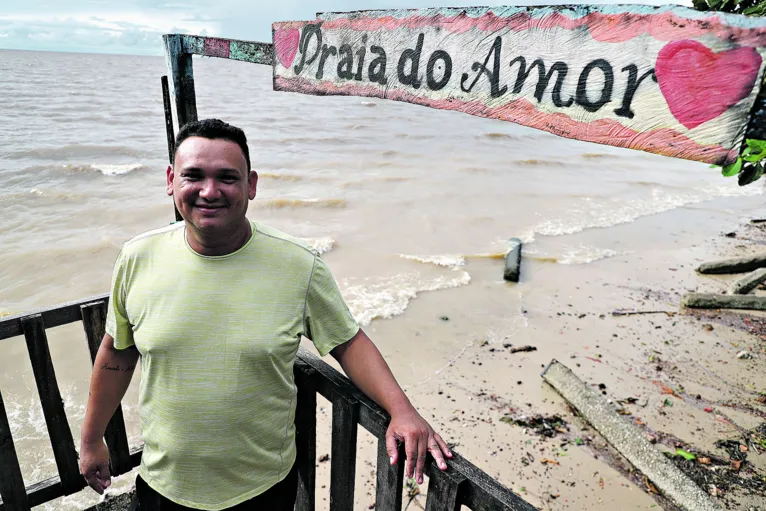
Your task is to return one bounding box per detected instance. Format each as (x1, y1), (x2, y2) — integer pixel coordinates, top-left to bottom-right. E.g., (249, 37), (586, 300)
(105, 220), (359, 510)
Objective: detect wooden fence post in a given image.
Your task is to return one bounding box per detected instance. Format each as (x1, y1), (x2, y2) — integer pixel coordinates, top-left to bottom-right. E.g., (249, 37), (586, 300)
(0, 389), (31, 511)
(329, 392), (359, 511)
(375, 438), (404, 511)
(21, 315), (82, 494)
(163, 34), (198, 129)
(424, 467), (466, 511)
(80, 302), (133, 477)
(294, 363), (318, 511)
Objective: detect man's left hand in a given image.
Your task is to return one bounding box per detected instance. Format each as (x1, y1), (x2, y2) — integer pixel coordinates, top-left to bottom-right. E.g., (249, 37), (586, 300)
(385, 406), (453, 484)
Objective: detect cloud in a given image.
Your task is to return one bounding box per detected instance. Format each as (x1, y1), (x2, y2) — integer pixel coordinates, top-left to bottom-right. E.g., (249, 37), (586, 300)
(0, 0), (690, 55)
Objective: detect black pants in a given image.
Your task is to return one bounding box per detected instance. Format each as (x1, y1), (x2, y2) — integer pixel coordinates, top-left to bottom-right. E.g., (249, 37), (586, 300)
(130, 462), (298, 511)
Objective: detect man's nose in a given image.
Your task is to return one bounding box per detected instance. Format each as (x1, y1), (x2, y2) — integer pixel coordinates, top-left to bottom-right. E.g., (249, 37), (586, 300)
(199, 178), (222, 200)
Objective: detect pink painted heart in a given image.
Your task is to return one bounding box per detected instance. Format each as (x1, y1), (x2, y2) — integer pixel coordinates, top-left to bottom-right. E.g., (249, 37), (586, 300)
(274, 28), (300, 70)
(655, 40), (761, 130)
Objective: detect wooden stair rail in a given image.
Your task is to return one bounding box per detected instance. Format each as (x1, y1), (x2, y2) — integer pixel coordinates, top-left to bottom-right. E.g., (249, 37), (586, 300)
(0, 296), (536, 510)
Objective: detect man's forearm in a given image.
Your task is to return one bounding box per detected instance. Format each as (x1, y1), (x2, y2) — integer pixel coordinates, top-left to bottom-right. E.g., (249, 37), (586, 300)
(81, 334), (139, 444)
(331, 329), (413, 415)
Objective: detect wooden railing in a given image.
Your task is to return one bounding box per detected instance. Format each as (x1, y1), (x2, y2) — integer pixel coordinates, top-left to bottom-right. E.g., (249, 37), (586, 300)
(0, 296), (537, 510)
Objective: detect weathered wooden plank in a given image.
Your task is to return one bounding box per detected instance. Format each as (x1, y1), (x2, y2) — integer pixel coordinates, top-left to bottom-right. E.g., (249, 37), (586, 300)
(80, 302), (133, 477)
(161, 75), (176, 165)
(275, 5), (766, 166)
(161, 75), (183, 222)
(22, 315), (82, 495)
(0, 293), (109, 341)
(330, 391), (359, 511)
(295, 348), (536, 511)
(294, 362), (318, 511)
(375, 438), (404, 511)
(424, 466), (466, 511)
(180, 34), (274, 66)
(163, 34), (198, 129)
(0, 446), (143, 511)
(0, 389), (30, 511)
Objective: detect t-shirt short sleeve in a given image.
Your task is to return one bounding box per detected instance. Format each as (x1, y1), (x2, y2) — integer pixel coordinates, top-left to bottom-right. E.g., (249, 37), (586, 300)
(303, 256), (359, 357)
(105, 250), (135, 350)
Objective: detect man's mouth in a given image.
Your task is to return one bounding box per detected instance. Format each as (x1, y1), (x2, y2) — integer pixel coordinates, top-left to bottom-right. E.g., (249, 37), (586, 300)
(195, 204), (225, 212)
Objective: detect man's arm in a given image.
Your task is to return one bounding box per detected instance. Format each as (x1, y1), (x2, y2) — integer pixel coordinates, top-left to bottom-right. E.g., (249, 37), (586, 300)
(80, 333), (139, 494)
(331, 329), (452, 485)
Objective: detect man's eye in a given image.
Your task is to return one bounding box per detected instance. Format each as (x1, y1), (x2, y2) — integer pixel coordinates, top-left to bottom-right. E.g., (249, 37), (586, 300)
(221, 176), (238, 183)
(183, 174), (201, 181)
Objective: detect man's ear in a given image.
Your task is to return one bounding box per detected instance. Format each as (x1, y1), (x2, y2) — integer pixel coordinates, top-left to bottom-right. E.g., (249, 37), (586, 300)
(166, 165), (174, 196)
(248, 170), (258, 200)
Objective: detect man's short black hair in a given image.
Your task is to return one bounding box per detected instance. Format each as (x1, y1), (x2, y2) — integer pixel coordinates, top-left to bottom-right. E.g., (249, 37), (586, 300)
(174, 119), (251, 170)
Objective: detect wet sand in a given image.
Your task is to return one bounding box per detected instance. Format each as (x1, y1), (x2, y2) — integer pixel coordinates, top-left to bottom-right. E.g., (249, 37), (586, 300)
(304, 219), (766, 510)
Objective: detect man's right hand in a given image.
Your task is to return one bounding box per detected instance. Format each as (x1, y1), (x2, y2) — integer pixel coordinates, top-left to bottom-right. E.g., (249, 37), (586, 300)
(80, 440), (112, 494)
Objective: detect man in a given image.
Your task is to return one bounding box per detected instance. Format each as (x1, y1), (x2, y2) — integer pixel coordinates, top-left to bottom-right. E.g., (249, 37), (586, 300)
(79, 119), (452, 510)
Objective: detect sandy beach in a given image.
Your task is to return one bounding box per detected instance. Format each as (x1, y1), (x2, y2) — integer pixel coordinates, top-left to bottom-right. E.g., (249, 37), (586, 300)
(293, 218), (766, 511)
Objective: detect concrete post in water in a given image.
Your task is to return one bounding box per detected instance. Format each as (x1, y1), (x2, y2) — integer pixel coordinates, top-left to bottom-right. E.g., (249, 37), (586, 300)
(503, 238), (522, 282)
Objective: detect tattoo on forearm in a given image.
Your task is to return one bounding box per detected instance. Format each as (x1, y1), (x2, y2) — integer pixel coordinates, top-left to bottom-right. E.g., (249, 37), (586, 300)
(100, 363), (136, 373)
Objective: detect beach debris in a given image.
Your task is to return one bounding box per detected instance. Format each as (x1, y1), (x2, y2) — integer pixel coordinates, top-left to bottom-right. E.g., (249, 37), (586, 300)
(676, 449), (696, 461)
(728, 268), (766, 295)
(696, 254), (766, 275)
(612, 310), (675, 317)
(503, 238), (523, 283)
(540, 458), (560, 466)
(507, 345), (537, 354)
(736, 350), (752, 359)
(751, 219), (766, 224)
(541, 359), (722, 511)
(500, 414), (568, 438)
(681, 293), (766, 312)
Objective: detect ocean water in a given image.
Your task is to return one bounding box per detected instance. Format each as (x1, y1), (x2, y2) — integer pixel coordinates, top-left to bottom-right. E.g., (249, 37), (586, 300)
(1, 48), (764, 509)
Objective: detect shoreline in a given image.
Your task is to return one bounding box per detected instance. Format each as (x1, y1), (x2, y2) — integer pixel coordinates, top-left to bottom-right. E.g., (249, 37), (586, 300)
(307, 216), (766, 510)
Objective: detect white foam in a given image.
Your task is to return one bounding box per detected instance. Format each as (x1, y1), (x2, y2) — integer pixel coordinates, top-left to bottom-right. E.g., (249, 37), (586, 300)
(302, 236), (335, 255)
(399, 254), (465, 269)
(89, 163), (143, 176)
(557, 245), (624, 264)
(530, 184), (764, 238)
(525, 244), (625, 265)
(343, 270), (471, 326)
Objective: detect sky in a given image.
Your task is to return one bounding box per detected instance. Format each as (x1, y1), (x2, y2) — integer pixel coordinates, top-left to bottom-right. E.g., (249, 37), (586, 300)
(0, 0), (684, 56)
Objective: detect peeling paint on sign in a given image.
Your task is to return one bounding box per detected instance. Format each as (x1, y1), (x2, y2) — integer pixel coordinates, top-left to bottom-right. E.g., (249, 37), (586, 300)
(272, 5), (766, 165)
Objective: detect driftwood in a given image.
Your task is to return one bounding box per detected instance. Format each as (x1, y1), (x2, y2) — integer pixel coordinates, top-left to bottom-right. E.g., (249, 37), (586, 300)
(697, 254), (766, 275)
(542, 360), (721, 511)
(612, 310), (676, 317)
(503, 238), (522, 283)
(728, 268), (766, 295)
(682, 293), (766, 311)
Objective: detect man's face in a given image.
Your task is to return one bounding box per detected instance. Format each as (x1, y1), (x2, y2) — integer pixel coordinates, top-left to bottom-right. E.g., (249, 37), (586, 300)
(167, 137), (257, 233)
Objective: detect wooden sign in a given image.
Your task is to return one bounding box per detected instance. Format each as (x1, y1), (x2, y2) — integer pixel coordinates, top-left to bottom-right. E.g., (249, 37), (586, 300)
(272, 6), (766, 165)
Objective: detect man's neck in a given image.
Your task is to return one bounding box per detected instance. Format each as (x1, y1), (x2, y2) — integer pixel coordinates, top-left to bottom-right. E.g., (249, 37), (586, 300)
(185, 220), (252, 256)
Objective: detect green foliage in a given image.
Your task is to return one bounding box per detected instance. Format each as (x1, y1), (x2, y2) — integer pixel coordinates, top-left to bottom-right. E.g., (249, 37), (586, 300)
(693, 1), (766, 185)
(692, 0), (766, 15)
(721, 139), (766, 186)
